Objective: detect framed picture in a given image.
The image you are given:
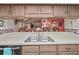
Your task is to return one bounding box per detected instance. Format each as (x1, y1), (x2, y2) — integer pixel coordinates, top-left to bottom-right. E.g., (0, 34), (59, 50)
(0, 20), (4, 27)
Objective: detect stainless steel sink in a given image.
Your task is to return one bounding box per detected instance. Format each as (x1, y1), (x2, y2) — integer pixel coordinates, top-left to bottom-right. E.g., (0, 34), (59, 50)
(24, 36), (54, 42)
(40, 36), (54, 42)
(26, 36), (39, 42)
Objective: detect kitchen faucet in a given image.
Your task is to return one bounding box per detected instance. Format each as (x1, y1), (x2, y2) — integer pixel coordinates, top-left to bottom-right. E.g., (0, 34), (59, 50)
(38, 32), (40, 41)
(37, 32), (43, 41)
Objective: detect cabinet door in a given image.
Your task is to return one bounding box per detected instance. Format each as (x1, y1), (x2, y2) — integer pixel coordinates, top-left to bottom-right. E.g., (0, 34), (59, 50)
(77, 45), (79, 55)
(38, 5), (54, 17)
(68, 5), (79, 18)
(59, 52), (77, 55)
(54, 5), (67, 18)
(39, 6), (53, 13)
(25, 5), (54, 17)
(22, 46), (39, 55)
(0, 5), (10, 17)
(11, 5), (24, 17)
(40, 45), (56, 55)
(40, 45), (56, 52)
(58, 45), (77, 52)
(25, 5), (38, 13)
(25, 5), (39, 17)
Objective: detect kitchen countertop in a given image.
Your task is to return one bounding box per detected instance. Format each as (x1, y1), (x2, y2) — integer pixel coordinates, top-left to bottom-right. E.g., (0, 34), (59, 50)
(0, 32), (79, 45)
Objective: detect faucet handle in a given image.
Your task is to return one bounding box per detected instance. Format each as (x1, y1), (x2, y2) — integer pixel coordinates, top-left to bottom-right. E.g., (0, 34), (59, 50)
(38, 33), (40, 36)
(40, 33), (43, 37)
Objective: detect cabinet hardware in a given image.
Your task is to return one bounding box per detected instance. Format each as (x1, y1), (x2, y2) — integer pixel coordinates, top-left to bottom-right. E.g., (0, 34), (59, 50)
(65, 48), (71, 51)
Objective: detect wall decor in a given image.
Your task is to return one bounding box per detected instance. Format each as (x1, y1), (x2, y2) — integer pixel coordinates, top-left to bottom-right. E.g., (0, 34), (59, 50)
(18, 18), (64, 32)
(42, 18), (64, 32)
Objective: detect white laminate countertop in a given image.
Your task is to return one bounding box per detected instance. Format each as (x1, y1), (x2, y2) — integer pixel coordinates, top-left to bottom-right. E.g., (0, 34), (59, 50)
(0, 32), (79, 45)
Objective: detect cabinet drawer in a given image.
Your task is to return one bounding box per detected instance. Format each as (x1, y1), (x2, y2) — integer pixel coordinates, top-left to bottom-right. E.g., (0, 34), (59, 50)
(40, 46), (56, 52)
(22, 52), (39, 55)
(40, 52), (56, 55)
(59, 52), (77, 55)
(22, 46), (39, 53)
(58, 45), (77, 52)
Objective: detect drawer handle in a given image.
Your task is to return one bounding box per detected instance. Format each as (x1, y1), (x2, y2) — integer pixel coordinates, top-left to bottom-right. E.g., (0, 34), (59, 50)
(65, 48), (71, 51)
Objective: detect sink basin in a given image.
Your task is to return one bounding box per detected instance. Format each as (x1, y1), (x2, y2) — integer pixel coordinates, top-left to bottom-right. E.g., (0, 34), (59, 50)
(26, 36), (38, 42)
(24, 36), (54, 42)
(40, 36), (54, 42)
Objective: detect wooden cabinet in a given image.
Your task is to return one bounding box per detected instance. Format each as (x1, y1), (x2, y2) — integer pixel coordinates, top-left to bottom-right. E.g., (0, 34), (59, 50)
(40, 45), (56, 55)
(11, 5), (24, 17)
(25, 5), (38, 13)
(40, 45), (56, 52)
(0, 5), (79, 18)
(21, 45), (79, 55)
(67, 5), (79, 18)
(25, 5), (53, 14)
(58, 45), (77, 52)
(54, 5), (67, 18)
(39, 6), (53, 13)
(78, 45), (79, 51)
(22, 46), (39, 55)
(77, 45), (79, 55)
(0, 5), (10, 17)
(25, 5), (54, 17)
(58, 45), (77, 55)
(22, 45), (56, 55)
(38, 5), (54, 17)
(24, 5), (39, 17)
